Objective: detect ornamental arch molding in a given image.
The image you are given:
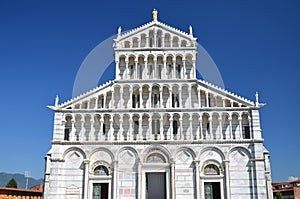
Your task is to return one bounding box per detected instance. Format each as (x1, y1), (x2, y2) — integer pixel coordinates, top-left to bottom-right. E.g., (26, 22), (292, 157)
(227, 146), (252, 160)
(62, 147), (87, 160)
(116, 146), (140, 162)
(198, 146), (225, 161)
(142, 145), (171, 163)
(88, 147), (115, 164)
(173, 146), (196, 159)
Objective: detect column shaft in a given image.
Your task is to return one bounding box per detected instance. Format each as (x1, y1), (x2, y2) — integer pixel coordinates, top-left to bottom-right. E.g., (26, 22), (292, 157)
(206, 92), (209, 107)
(239, 119), (243, 139)
(83, 160), (90, 199)
(198, 88), (201, 107)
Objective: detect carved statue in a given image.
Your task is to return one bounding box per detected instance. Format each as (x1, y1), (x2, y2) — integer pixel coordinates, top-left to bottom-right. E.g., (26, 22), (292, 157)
(152, 9), (158, 22)
(189, 25), (193, 36)
(255, 91), (259, 107)
(118, 26), (122, 36)
(55, 95), (59, 107)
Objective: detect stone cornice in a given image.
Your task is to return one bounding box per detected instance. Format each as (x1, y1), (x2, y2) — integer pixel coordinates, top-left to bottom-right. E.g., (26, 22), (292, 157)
(51, 139), (264, 145)
(56, 106), (258, 113)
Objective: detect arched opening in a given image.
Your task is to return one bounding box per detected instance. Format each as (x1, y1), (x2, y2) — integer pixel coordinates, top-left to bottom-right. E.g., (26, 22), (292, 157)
(149, 30), (154, 47)
(181, 40), (187, 47)
(128, 56), (135, 79)
(64, 116), (72, 141)
(151, 114), (161, 140)
(132, 37), (138, 48)
(124, 41), (130, 48)
(140, 34), (146, 47)
(151, 85), (160, 108)
(164, 33), (170, 47)
(157, 30), (162, 47)
(172, 37), (179, 47)
(242, 113), (251, 139)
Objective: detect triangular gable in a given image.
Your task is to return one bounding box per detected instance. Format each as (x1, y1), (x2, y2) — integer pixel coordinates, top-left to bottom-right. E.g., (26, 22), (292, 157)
(196, 79), (255, 107)
(119, 20), (194, 40)
(49, 79), (256, 110)
(114, 20), (197, 48)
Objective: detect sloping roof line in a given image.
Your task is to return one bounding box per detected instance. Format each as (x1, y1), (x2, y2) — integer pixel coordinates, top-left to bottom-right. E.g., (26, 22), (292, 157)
(55, 79), (254, 109)
(0, 186), (43, 193)
(56, 80), (114, 108)
(117, 20), (193, 41)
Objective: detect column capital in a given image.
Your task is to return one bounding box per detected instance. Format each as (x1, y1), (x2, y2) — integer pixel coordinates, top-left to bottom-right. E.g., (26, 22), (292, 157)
(223, 160), (230, 164)
(193, 160), (200, 166)
(83, 159), (90, 165)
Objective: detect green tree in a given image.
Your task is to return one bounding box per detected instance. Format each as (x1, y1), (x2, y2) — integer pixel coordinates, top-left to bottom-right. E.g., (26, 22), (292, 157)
(6, 178), (18, 188)
(276, 192), (283, 199)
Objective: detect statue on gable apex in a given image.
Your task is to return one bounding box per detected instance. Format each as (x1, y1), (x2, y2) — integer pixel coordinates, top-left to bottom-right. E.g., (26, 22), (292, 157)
(152, 9), (158, 22)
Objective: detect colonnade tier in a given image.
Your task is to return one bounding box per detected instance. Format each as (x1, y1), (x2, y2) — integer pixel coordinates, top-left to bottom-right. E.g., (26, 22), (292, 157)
(115, 54), (196, 80)
(115, 28), (196, 49)
(72, 83), (247, 110)
(61, 111), (252, 142)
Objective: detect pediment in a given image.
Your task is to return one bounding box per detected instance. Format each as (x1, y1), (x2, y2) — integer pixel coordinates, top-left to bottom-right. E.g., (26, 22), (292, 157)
(114, 21), (197, 49)
(49, 79), (258, 111)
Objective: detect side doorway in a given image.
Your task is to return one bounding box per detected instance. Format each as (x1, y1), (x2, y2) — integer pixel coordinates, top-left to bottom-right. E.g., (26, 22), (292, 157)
(92, 183), (109, 199)
(146, 172), (166, 199)
(204, 182), (220, 199)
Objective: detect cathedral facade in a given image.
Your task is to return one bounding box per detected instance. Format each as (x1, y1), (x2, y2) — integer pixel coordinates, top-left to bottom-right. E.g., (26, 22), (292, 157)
(43, 10), (273, 199)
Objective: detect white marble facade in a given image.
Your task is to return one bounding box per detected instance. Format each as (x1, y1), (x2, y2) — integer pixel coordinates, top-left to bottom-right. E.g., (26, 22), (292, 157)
(43, 10), (273, 199)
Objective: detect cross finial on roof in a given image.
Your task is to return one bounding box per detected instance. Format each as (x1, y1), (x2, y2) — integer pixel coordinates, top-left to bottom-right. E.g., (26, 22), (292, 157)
(152, 9), (158, 22)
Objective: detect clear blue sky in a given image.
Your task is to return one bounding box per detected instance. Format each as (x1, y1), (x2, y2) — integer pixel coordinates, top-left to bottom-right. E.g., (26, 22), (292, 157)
(0, 0), (299, 182)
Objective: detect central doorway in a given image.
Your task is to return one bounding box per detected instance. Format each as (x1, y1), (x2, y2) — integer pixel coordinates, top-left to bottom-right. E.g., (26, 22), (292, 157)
(92, 183), (108, 199)
(204, 182), (220, 199)
(146, 172), (166, 199)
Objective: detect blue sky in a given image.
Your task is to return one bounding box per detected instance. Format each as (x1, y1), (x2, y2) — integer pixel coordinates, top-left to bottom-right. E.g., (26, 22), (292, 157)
(0, 1), (299, 182)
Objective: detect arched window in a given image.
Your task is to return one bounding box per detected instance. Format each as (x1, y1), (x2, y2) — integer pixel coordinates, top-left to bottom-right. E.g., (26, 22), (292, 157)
(64, 116), (72, 141)
(204, 164), (220, 175)
(132, 37), (138, 48)
(93, 165), (109, 175)
(124, 41), (130, 48)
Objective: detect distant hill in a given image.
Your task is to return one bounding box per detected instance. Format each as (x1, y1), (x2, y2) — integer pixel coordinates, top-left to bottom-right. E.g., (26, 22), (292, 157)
(0, 172), (43, 189)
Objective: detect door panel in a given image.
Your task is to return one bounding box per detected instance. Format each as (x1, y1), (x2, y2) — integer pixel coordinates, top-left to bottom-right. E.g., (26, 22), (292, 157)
(146, 173), (166, 199)
(93, 183), (108, 199)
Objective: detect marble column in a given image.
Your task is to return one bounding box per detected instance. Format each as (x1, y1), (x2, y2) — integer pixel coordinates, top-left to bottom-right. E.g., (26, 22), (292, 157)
(219, 118), (223, 140)
(139, 118), (143, 140)
(206, 92), (209, 107)
(229, 118), (232, 139)
(194, 160), (200, 199)
(224, 160), (231, 199)
(197, 88), (201, 107)
(171, 159), (176, 199)
(169, 119), (173, 140)
(239, 118), (243, 139)
(113, 161), (118, 199)
(83, 159), (90, 199)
